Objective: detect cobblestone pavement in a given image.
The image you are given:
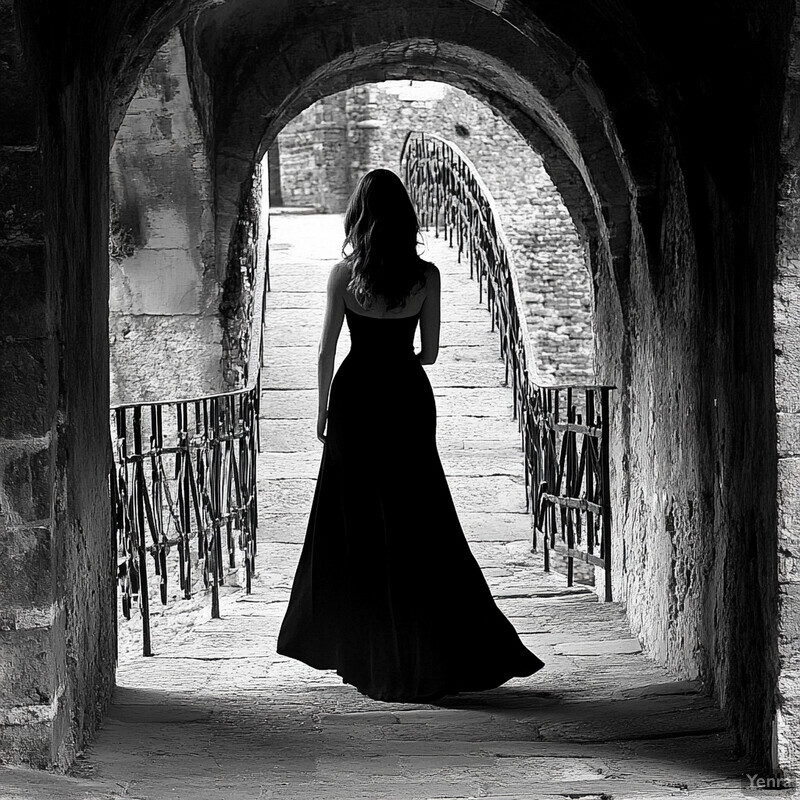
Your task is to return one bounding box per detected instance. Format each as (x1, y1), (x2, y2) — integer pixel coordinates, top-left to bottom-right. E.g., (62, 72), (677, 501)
(1, 214), (759, 798)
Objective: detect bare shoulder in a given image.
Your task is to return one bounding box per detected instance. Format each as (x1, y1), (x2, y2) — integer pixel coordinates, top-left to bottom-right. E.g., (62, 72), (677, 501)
(328, 260), (351, 291)
(422, 260), (440, 287)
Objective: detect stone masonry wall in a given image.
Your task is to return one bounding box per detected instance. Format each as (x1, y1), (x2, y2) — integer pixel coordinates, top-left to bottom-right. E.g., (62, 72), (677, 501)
(1, 1), (116, 767)
(594, 124), (782, 772)
(276, 82), (594, 384)
(775, 21), (800, 773)
(276, 91), (351, 214)
(109, 30), (221, 405)
(0, 5), (63, 767)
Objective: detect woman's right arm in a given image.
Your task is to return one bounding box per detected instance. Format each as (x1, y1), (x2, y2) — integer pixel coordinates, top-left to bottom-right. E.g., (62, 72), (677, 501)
(417, 264), (441, 365)
(316, 263), (347, 442)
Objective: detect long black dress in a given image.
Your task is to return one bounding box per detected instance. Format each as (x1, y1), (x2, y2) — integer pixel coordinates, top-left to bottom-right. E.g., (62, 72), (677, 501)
(276, 304), (544, 702)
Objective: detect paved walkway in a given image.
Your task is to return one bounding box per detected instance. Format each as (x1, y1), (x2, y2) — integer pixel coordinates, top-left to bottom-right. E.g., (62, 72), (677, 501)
(1, 214), (753, 798)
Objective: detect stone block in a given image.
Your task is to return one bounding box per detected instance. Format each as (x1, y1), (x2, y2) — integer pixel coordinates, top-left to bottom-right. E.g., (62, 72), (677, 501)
(778, 414), (800, 459)
(0, 522), (52, 607)
(779, 462), (800, 583)
(0, 244), (49, 338)
(0, 717), (52, 768)
(0, 627), (53, 707)
(1, 445), (52, 522)
(0, 6), (36, 144)
(0, 340), (55, 438)
(552, 638), (642, 656)
(108, 313), (223, 405)
(0, 148), (43, 244)
(778, 583), (800, 648)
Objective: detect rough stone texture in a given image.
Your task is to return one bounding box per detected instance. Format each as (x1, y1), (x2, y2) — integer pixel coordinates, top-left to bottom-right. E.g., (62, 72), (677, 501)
(0, 4), (60, 767)
(277, 81), (595, 384)
(775, 5), (800, 777)
(109, 29), (221, 405)
(0, 212), (753, 798)
(0, 7), (65, 769)
(594, 101), (784, 780)
(219, 164), (264, 389)
(277, 91), (352, 213)
(0, 1), (118, 768)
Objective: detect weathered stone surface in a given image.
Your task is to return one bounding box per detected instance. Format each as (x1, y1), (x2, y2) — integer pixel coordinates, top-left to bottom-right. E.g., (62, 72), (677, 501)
(0, 245), (48, 339)
(109, 30), (221, 405)
(0, 341), (54, 439)
(0, 5), (36, 145)
(109, 314), (224, 405)
(0, 148), (43, 245)
(0, 523), (51, 607)
(776, 48), (800, 777)
(0, 628), (53, 710)
(553, 639), (643, 656)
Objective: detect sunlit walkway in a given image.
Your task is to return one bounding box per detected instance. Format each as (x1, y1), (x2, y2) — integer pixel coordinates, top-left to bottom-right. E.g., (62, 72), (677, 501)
(1, 214), (750, 799)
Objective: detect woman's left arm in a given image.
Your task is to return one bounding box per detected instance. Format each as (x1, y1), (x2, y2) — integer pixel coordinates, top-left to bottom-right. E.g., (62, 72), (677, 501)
(317, 263), (347, 443)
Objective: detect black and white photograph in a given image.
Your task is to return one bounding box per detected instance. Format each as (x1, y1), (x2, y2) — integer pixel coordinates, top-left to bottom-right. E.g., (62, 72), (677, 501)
(0, 2), (798, 797)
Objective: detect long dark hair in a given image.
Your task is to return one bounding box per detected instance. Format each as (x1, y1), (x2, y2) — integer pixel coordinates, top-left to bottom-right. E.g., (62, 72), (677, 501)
(343, 168), (427, 310)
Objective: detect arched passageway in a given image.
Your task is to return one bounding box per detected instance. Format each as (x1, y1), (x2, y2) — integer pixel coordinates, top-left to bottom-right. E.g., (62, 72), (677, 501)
(0, 0), (795, 785)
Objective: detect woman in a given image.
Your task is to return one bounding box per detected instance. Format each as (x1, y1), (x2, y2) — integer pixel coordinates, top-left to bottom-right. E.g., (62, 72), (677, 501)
(276, 168), (544, 702)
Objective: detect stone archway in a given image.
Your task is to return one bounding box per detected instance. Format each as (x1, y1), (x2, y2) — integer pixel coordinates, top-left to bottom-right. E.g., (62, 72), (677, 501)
(1, 0), (793, 776)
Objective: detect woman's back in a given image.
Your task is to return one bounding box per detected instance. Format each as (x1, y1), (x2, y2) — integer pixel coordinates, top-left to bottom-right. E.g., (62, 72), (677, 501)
(340, 259), (433, 320)
(331, 258), (441, 367)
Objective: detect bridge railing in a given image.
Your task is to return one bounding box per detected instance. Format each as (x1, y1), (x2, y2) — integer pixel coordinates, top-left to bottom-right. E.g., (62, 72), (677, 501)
(400, 131), (614, 600)
(109, 214), (268, 656)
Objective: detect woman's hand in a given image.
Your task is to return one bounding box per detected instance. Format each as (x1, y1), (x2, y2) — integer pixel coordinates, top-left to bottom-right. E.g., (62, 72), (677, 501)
(317, 409), (327, 444)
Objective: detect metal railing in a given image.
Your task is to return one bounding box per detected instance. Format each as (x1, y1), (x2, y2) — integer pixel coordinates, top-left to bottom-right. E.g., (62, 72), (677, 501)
(400, 131), (614, 600)
(110, 227), (268, 655)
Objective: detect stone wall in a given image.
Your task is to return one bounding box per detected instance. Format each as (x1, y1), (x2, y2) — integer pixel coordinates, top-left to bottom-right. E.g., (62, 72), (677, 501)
(277, 92), (351, 214)
(775, 15), (800, 773)
(0, 1), (116, 767)
(109, 30), (221, 406)
(596, 125), (782, 772)
(276, 82), (594, 384)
